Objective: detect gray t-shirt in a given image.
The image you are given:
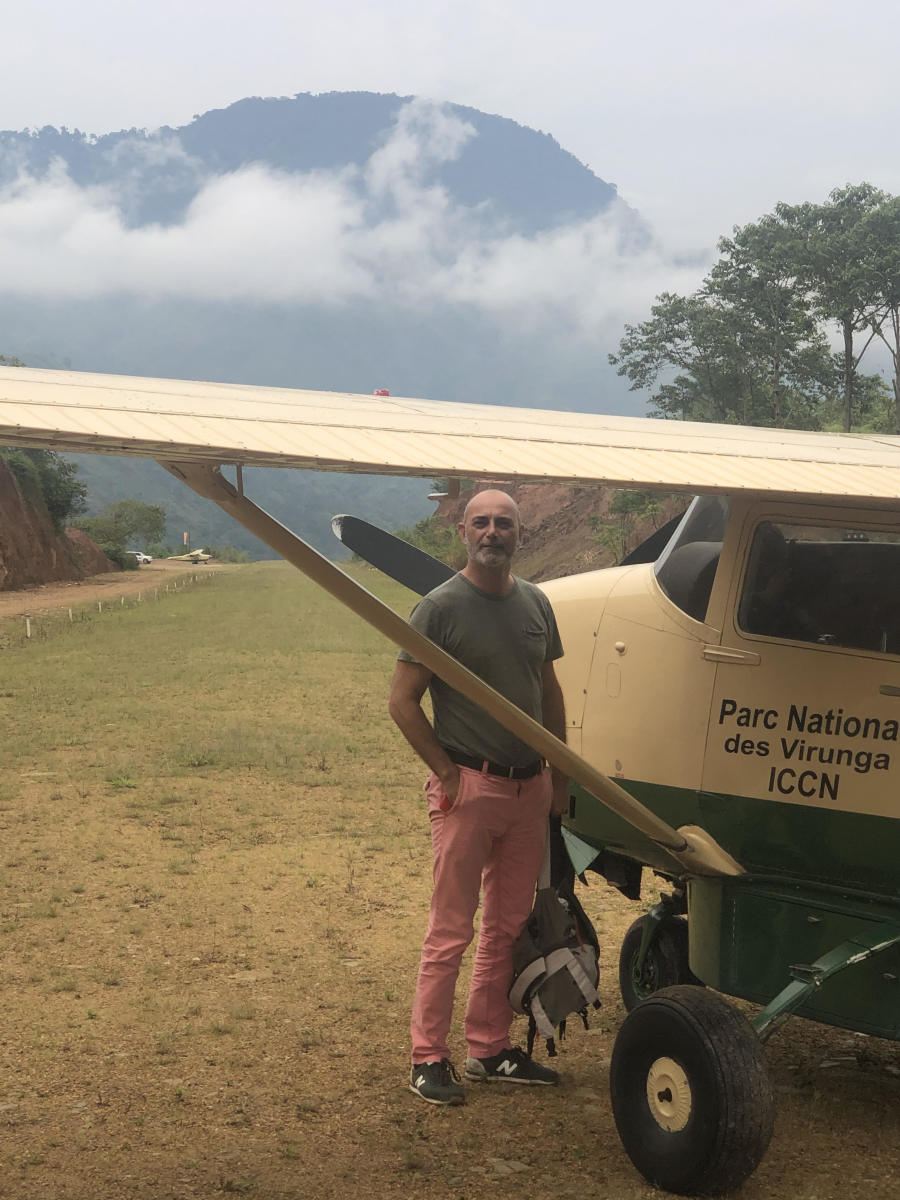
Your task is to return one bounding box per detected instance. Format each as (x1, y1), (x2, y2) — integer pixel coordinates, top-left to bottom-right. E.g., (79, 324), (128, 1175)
(398, 573), (563, 767)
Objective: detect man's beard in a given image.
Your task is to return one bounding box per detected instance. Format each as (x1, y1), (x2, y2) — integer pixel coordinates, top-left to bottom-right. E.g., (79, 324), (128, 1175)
(469, 541), (514, 566)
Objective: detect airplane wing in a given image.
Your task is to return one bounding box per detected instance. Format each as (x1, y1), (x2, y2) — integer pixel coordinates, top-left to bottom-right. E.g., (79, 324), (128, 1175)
(4, 363), (863, 880)
(3, 364), (900, 500)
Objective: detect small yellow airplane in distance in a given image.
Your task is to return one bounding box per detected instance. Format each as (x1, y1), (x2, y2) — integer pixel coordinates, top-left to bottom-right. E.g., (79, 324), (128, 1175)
(167, 548), (211, 564)
(3, 363), (900, 1194)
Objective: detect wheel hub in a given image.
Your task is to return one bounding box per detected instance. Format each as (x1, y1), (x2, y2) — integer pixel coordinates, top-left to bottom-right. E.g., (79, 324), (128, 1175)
(646, 1056), (691, 1132)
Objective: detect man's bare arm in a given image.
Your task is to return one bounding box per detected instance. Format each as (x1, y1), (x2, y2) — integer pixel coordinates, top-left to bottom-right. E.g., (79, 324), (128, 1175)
(541, 661), (569, 815)
(388, 660), (461, 802)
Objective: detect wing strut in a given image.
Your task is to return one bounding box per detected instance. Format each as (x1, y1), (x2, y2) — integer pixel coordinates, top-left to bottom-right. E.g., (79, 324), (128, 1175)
(161, 459), (743, 880)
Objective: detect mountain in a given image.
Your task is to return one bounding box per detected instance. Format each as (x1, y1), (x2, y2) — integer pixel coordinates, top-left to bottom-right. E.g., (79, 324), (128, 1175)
(0, 92), (652, 557)
(0, 92), (632, 236)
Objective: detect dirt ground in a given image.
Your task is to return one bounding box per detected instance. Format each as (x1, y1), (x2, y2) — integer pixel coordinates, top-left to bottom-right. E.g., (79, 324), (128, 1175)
(3, 564), (900, 1200)
(0, 559), (230, 622)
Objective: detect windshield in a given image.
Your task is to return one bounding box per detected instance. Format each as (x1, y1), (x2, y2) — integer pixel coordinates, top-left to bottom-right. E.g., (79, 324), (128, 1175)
(654, 495), (730, 622)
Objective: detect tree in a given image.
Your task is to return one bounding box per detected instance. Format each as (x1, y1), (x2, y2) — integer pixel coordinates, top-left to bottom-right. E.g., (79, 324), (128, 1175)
(610, 275), (834, 429)
(77, 499), (166, 549)
(610, 293), (750, 423)
(203, 543), (250, 563)
(0, 447), (88, 531)
(709, 216), (836, 429)
(774, 184), (887, 431)
(859, 195), (900, 431)
(610, 186), (897, 433)
(1, 353), (88, 530)
(393, 514), (465, 567)
(590, 490), (665, 564)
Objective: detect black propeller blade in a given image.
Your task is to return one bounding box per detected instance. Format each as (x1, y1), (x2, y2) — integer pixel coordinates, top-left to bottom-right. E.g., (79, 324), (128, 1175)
(332, 515), (455, 596)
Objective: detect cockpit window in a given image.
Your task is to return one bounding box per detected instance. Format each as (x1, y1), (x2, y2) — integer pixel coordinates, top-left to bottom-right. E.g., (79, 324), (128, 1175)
(739, 520), (900, 653)
(654, 495), (729, 622)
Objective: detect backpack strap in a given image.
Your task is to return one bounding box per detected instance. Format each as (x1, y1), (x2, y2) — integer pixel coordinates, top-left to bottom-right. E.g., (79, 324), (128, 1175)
(559, 949), (601, 1008)
(509, 955), (547, 1014)
(529, 990), (558, 1042)
(536, 823), (552, 891)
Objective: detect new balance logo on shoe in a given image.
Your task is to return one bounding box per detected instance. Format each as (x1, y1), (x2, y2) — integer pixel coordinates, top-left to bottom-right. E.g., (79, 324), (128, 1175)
(409, 1058), (465, 1105)
(465, 1046), (559, 1085)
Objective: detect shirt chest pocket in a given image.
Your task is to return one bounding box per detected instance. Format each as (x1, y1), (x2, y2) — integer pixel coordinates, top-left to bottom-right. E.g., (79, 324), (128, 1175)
(520, 625), (548, 664)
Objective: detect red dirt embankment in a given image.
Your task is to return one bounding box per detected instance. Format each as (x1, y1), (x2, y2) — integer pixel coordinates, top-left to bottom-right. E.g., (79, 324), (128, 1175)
(0, 457), (117, 591)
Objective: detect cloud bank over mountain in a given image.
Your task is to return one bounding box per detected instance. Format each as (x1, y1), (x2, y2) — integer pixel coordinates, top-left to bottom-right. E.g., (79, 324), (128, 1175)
(0, 93), (712, 556)
(0, 100), (705, 339)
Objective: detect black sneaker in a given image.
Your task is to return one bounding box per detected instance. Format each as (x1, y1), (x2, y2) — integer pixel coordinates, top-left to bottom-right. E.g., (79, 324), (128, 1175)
(465, 1046), (559, 1085)
(409, 1058), (466, 1105)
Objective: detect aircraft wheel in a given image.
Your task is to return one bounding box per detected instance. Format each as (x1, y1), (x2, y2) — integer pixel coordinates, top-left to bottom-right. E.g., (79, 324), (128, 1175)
(619, 914), (698, 1011)
(610, 985), (774, 1195)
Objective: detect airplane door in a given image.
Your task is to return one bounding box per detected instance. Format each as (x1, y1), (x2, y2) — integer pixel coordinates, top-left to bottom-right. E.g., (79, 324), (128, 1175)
(703, 508), (900, 888)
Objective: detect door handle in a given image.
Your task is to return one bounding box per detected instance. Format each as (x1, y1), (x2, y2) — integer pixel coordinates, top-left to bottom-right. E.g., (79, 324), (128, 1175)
(702, 645), (761, 665)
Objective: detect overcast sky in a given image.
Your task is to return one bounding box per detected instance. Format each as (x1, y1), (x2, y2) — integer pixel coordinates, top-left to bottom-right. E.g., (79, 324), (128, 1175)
(10, 0), (900, 248)
(7, 0), (899, 253)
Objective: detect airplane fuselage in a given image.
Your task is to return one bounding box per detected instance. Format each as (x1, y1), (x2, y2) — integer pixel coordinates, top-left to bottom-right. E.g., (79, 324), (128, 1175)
(543, 492), (900, 1038)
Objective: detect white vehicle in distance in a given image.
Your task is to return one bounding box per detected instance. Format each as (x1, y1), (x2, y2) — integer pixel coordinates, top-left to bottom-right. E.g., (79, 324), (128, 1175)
(127, 551), (152, 564)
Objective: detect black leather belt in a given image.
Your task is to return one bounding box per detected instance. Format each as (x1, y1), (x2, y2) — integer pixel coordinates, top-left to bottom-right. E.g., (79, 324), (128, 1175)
(444, 748), (544, 780)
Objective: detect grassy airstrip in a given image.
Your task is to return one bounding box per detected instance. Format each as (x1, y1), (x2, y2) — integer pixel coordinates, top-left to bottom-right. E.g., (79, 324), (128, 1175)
(2, 561), (900, 1199)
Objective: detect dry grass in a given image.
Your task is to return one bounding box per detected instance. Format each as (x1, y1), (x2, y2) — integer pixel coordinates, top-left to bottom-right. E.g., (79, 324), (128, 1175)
(1, 560), (900, 1199)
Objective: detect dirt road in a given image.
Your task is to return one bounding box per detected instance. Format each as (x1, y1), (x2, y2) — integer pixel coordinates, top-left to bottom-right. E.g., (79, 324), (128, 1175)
(0, 558), (229, 623)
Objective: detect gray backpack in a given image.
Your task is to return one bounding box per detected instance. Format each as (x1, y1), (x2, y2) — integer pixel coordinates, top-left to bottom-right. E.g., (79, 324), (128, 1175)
(509, 822), (601, 1057)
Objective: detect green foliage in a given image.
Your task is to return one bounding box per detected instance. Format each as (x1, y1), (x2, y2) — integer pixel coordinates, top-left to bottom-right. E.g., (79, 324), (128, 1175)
(0, 353), (88, 532)
(1, 448), (41, 499)
(858, 195), (900, 430)
(590, 490), (668, 565)
(772, 183), (889, 431)
(70, 451), (433, 562)
(609, 489), (664, 522)
(610, 182), (899, 432)
(0, 446), (88, 531)
(430, 477), (474, 496)
(101, 545), (140, 570)
(392, 514), (464, 567)
(77, 498), (166, 550)
(203, 544), (250, 563)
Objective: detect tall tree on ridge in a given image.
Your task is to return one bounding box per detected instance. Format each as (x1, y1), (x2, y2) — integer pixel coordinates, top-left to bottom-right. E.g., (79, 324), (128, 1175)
(775, 183), (887, 431)
(859, 195), (900, 432)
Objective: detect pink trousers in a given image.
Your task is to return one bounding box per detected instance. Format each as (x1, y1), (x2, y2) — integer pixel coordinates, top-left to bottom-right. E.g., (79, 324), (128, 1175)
(410, 764), (551, 1063)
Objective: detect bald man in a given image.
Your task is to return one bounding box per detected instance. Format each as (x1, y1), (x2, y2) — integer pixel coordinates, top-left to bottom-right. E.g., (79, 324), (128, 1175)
(389, 489), (568, 1105)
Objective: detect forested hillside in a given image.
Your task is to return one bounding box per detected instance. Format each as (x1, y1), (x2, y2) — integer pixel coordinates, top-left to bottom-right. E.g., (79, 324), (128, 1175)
(0, 93), (630, 237)
(0, 92), (646, 555)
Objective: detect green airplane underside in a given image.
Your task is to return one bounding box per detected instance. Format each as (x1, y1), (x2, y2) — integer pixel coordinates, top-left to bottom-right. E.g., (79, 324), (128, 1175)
(567, 780), (900, 1041)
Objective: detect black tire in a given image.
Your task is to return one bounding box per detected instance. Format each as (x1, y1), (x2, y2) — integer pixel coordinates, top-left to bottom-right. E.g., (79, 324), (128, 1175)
(619, 914), (699, 1011)
(610, 985), (775, 1196)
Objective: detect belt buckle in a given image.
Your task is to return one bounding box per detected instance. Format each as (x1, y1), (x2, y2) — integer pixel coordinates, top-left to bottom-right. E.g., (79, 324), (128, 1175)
(507, 764), (517, 779)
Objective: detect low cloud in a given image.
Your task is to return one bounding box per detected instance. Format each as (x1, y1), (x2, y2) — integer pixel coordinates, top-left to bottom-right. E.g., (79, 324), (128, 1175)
(0, 99), (708, 338)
